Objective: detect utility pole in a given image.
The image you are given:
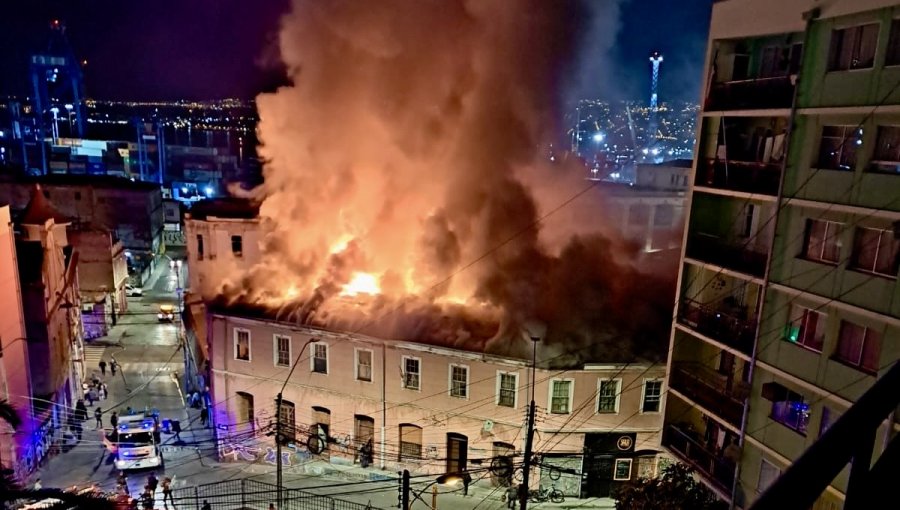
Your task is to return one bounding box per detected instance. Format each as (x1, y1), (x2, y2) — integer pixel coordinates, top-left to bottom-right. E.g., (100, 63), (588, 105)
(520, 335), (541, 510)
(398, 469), (410, 510)
(275, 339), (314, 510)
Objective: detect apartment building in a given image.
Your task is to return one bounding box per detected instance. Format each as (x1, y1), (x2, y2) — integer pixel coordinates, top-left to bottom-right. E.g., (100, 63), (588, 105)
(663, 1), (900, 508)
(207, 307), (667, 499)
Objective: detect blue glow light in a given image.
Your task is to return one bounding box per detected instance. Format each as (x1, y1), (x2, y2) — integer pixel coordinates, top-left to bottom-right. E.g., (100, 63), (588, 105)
(204, 186), (214, 196)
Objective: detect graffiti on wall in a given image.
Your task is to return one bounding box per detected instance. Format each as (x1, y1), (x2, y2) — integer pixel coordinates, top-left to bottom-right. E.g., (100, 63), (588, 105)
(163, 231), (186, 247)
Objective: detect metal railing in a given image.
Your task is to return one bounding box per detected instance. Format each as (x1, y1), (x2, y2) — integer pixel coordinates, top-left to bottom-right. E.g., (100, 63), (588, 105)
(751, 361), (900, 510)
(685, 235), (768, 279)
(705, 75), (795, 111)
(677, 298), (756, 354)
(669, 362), (746, 426)
(169, 478), (383, 510)
(696, 159), (781, 196)
(662, 424), (737, 493)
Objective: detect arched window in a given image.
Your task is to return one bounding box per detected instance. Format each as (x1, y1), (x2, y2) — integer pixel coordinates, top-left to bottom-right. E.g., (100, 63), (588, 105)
(399, 423), (422, 461)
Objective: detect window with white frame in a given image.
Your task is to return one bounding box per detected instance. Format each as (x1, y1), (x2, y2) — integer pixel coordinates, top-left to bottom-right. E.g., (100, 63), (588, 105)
(803, 218), (843, 264)
(757, 459), (781, 493)
(356, 349), (373, 382)
(641, 380), (662, 413)
(311, 342), (328, 374)
(274, 335), (290, 367)
(449, 364), (468, 398)
(851, 227), (900, 277)
(234, 328), (251, 361)
(597, 379), (621, 414)
(549, 379), (573, 414)
(613, 459), (633, 481)
(785, 304), (826, 352)
(835, 320), (882, 373)
(497, 372), (517, 408)
(402, 356), (420, 390)
(827, 23), (878, 71)
(817, 126), (862, 171)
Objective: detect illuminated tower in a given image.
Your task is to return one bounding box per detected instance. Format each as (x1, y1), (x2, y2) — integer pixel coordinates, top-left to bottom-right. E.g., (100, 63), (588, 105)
(649, 51), (663, 110)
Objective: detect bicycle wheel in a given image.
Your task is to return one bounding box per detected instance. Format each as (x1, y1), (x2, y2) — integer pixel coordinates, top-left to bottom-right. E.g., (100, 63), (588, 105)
(307, 435), (326, 454)
(550, 490), (564, 504)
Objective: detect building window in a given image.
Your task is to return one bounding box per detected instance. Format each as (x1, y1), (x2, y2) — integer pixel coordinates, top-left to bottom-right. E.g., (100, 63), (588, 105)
(785, 305), (826, 352)
(449, 364), (469, 398)
(402, 356), (420, 390)
(653, 204), (674, 228)
(231, 235), (243, 257)
(803, 218), (843, 264)
(817, 126), (861, 171)
(399, 423), (422, 461)
(311, 343), (328, 374)
(354, 415), (375, 448)
(274, 334), (291, 367)
(196, 234), (204, 260)
(236, 392), (254, 429)
(597, 379), (621, 414)
(819, 406), (835, 439)
(771, 389), (810, 435)
(277, 399), (296, 442)
(234, 328), (251, 361)
(851, 227), (900, 278)
(641, 380), (662, 413)
(870, 126), (900, 174)
(356, 349), (373, 382)
(757, 459), (781, 493)
(828, 23), (878, 71)
(628, 204), (650, 226)
(835, 320), (882, 373)
(549, 379), (573, 414)
(312, 406), (330, 444)
(888, 20), (900, 66)
(497, 372), (518, 408)
(613, 459), (633, 481)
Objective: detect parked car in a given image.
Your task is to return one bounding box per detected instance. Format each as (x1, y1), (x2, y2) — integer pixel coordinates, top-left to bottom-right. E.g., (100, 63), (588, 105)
(125, 284), (143, 297)
(157, 304), (175, 322)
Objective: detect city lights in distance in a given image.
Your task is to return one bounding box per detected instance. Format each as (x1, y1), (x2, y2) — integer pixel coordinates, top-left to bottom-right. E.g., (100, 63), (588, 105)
(592, 132), (604, 142)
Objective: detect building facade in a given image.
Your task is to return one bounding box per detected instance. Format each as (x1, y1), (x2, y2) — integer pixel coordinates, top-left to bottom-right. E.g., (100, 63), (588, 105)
(207, 310), (667, 499)
(69, 228), (128, 338)
(663, 1), (900, 508)
(184, 198), (261, 298)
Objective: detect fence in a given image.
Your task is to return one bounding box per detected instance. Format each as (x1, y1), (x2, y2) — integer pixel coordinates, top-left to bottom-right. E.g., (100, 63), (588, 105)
(169, 478), (382, 510)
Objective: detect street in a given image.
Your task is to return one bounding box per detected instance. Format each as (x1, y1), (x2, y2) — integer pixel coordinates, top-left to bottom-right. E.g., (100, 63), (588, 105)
(36, 256), (613, 510)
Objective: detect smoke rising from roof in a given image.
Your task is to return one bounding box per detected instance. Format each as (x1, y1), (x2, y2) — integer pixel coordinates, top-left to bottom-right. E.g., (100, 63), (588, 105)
(221, 0), (673, 365)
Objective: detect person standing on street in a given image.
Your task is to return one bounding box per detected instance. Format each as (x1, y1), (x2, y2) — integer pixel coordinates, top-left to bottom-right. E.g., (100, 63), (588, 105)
(95, 407), (103, 428)
(99, 360), (107, 376)
(200, 406), (209, 427)
(161, 477), (173, 508)
(201, 500), (211, 510)
(506, 484), (518, 510)
(110, 358), (118, 376)
(110, 411), (119, 429)
(148, 474), (158, 494)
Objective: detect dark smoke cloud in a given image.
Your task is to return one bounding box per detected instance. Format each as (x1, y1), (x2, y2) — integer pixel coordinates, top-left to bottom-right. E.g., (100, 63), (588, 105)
(219, 0), (674, 366)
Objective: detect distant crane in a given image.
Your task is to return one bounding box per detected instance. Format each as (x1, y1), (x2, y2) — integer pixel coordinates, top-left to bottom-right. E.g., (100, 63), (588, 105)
(647, 51), (664, 160)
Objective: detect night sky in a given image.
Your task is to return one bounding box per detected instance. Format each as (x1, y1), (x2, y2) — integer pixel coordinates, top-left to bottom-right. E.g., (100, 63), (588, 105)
(0, 0), (711, 102)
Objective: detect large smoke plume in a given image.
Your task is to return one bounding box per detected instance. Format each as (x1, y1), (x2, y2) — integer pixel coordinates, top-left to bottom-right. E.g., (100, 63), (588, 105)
(222, 0), (674, 365)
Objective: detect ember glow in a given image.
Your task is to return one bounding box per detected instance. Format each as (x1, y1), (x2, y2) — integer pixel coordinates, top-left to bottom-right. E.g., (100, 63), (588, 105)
(219, 0), (675, 362)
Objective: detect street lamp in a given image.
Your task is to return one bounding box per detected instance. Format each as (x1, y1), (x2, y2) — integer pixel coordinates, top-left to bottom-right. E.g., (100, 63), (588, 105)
(276, 338), (316, 509)
(520, 321), (546, 510)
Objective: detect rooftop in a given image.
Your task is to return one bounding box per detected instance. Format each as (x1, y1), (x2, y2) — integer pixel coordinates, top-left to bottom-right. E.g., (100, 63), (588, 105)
(20, 185), (70, 225)
(187, 197), (260, 220)
(0, 173), (161, 192)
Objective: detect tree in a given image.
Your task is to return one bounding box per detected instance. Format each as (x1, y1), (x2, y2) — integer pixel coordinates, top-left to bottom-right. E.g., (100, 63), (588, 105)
(614, 462), (729, 510)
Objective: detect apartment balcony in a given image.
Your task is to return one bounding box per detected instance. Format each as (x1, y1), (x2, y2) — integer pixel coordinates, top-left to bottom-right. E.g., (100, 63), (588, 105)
(677, 298), (756, 354)
(705, 76), (794, 111)
(685, 234), (768, 278)
(663, 423), (737, 493)
(669, 361), (747, 427)
(696, 159), (781, 196)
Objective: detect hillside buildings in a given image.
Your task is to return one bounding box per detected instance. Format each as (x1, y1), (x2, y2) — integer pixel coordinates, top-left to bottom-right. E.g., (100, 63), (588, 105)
(662, 0), (900, 508)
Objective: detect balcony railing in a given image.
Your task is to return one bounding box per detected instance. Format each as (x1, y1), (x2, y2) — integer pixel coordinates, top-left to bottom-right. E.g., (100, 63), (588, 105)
(677, 298), (756, 354)
(705, 75), (795, 111)
(696, 159), (781, 196)
(685, 234), (768, 278)
(669, 361), (747, 426)
(662, 424), (737, 493)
